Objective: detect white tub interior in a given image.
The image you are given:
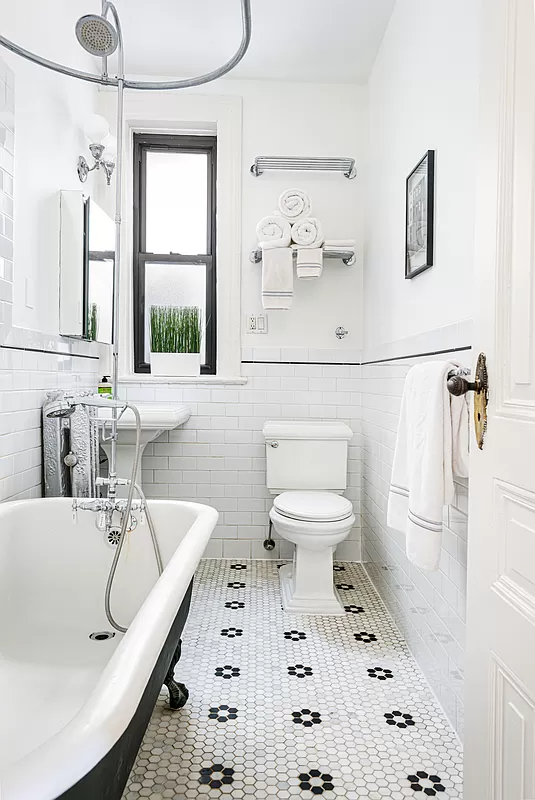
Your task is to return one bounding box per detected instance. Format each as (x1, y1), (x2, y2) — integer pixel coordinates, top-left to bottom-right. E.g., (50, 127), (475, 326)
(0, 497), (213, 778)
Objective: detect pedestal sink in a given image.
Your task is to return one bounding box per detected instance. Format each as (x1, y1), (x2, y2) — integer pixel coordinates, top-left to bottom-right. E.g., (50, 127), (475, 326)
(98, 403), (190, 494)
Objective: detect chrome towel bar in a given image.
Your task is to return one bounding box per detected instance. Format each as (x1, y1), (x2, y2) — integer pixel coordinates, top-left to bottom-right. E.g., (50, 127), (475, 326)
(250, 247), (355, 266)
(250, 155), (357, 179)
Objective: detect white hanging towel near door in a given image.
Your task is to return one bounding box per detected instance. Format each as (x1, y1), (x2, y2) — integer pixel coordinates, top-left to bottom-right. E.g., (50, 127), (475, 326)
(387, 360), (469, 571)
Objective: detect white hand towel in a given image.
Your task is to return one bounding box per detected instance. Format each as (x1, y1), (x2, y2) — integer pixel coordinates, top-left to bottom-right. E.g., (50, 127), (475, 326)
(278, 189), (311, 219)
(323, 239), (356, 248)
(387, 360), (469, 571)
(291, 217), (324, 248)
(296, 247), (323, 279)
(261, 246), (293, 309)
(256, 215), (291, 248)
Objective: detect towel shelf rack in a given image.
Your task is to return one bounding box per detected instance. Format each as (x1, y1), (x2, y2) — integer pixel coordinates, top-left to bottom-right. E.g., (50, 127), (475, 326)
(250, 247), (356, 266)
(250, 156), (357, 180)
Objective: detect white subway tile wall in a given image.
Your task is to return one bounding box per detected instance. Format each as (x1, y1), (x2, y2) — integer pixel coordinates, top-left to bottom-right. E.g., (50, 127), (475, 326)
(360, 352), (470, 740)
(0, 348), (99, 501)
(122, 361), (362, 561)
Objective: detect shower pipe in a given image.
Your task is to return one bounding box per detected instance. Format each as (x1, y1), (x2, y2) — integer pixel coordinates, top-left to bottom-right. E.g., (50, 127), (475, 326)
(0, 1), (252, 630)
(0, 0), (252, 495)
(0, 0), (252, 90)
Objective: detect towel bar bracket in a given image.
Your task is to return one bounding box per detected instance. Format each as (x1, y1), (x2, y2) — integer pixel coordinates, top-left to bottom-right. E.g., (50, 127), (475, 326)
(447, 374), (478, 396)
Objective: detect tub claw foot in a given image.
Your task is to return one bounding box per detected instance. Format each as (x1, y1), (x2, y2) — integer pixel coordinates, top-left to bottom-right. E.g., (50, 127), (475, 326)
(163, 639), (189, 710)
(167, 680), (189, 710)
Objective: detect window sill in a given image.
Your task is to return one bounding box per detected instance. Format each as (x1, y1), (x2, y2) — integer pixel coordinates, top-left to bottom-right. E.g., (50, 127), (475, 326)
(119, 375), (247, 385)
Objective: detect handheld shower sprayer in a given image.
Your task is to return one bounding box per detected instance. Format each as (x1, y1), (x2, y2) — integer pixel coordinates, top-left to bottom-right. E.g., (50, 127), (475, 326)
(44, 394), (126, 419)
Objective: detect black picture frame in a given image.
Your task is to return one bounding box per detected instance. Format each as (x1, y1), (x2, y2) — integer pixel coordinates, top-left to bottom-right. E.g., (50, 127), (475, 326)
(405, 149), (435, 279)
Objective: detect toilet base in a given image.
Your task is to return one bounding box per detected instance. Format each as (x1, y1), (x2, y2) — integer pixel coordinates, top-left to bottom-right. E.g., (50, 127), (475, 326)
(279, 563), (345, 616)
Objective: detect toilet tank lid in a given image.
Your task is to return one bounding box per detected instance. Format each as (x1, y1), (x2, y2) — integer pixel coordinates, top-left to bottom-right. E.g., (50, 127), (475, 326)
(263, 420), (353, 441)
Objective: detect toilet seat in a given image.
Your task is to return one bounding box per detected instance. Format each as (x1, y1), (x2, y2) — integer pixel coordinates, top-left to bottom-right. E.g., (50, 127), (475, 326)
(273, 491), (353, 523)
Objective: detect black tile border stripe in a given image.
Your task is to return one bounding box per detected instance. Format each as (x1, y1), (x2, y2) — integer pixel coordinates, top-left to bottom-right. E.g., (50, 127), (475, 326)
(1, 344), (99, 360)
(241, 345), (471, 369)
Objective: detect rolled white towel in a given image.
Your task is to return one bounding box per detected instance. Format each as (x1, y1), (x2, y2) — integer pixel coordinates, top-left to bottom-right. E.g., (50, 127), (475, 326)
(256, 215), (291, 248)
(278, 189), (311, 219)
(291, 217), (324, 248)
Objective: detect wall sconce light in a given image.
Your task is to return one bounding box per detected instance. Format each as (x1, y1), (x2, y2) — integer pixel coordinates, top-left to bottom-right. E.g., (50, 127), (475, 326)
(77, 114), (116, 186)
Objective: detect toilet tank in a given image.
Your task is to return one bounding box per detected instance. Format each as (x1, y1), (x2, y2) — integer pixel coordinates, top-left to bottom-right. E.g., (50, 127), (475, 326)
(263, 420), (353, 494)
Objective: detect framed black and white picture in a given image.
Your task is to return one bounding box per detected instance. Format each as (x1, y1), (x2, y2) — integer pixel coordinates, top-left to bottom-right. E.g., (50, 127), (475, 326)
(405, 150), (435, 279)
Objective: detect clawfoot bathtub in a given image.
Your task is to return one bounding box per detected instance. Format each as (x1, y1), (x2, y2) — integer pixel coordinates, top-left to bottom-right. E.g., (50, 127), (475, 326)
(0, 497), (218, 800)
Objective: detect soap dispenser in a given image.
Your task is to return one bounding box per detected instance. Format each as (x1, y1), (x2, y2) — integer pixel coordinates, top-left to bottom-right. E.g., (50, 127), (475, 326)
(98, 376), (112, 396)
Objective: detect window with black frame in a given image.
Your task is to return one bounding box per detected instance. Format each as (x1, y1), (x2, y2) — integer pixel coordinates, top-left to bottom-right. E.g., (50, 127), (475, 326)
(133, 133), (217, 374)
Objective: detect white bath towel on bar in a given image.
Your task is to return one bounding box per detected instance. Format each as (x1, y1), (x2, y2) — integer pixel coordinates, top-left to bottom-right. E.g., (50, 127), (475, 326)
(291, 217), (324, 247)
(261, 245), (293, 309)
(296, 247), (323, 279)
(386, 360), (469, 571)
(278, 189), (311, 219)
(256, 215), (291, 248)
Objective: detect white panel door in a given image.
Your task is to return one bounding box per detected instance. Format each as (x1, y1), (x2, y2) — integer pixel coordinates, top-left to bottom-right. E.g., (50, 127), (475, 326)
(464, 0), (535, 797)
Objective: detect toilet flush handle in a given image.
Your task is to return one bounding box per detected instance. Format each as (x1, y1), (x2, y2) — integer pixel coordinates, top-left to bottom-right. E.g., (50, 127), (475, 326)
(268, 441), (279, 448)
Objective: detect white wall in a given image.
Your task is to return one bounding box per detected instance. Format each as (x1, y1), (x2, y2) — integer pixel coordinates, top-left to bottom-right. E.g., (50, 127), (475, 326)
(1, 0), (99, 335)
(364, 0), (479, 349)
(237, 80), (365, 354)
(100, 78), (366, 360)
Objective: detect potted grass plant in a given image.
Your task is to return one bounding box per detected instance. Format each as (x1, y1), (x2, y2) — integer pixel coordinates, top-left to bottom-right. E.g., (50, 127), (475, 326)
(87, 302), (99, 342)
(150, 305), (202, 377)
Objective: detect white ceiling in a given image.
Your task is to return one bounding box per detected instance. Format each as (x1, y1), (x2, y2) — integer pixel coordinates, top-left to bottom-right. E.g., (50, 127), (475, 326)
(113, 0), (395, 83)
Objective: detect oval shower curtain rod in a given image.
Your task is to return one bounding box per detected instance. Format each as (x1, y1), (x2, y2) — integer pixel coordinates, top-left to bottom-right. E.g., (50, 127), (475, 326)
(0, 0), (252, 90)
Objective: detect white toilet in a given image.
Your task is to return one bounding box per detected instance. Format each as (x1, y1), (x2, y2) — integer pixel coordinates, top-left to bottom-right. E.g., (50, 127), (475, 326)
(263, 420), (355, 615)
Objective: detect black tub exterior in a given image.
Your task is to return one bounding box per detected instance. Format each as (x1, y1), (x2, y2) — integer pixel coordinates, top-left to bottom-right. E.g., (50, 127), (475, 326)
(56, 580), (193, 800)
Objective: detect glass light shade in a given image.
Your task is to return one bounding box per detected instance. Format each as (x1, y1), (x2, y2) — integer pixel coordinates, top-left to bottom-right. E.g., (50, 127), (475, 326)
(84, 114), (110, 144)
(103, 134), (117, 161)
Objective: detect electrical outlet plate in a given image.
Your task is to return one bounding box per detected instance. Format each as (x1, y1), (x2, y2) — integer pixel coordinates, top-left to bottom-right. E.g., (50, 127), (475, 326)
(246, 313), (268, 334)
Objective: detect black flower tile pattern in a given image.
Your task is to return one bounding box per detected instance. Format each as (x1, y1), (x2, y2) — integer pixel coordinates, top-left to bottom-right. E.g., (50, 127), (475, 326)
(123, 561), (462, 800)
(284, 629), (307, 641)
(292, 709), (322, 727)
(214, 665), (240, 679)
(298, 769), (335, 794)
(198, 764), (234, 788)
(220, 627), (243, 638)
(354, 631), (377, 643)
(224, 600), (245, 609)
(230, 563), (247, 570)
(333, 564), (346, 572)
(344, 604), (365, 614)
(367, 666), (394, 680)
(207, 704), (238, 722)
(385, 710), (416, 728)
(335, 583), (354, 590)
(407, 771), (447, 795)
(288, 664), (313, 678)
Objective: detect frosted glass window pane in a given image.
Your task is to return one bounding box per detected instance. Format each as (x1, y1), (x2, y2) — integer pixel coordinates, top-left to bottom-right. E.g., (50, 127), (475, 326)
(145, 262), (206, 363)
(146, 151), (208, 254)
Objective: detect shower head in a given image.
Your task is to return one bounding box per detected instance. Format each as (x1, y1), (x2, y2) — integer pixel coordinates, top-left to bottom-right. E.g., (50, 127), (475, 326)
(75, 14), (118, 58)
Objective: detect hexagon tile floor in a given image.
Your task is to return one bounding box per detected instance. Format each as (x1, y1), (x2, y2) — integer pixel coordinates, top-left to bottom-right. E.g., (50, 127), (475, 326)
(123, 560), (463, 800)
